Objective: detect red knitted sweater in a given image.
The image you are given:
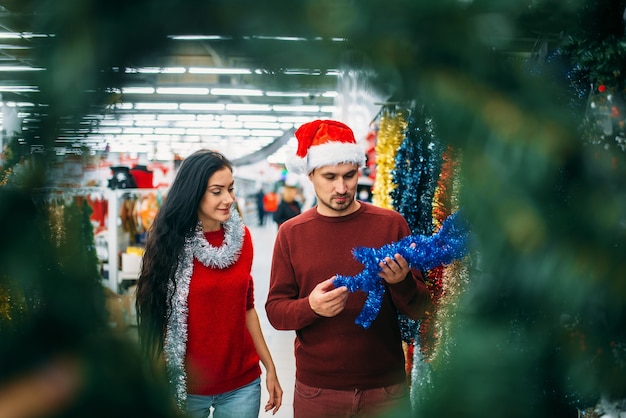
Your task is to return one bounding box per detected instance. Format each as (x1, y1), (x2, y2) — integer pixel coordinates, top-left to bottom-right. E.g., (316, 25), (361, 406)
(185, 226), (261, 395)
(266, 202), (431, 390)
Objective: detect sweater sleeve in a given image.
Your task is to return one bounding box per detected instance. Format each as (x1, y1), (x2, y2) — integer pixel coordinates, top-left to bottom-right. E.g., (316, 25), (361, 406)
(265, 229), (319, 331)
(388, 269), (431, 320)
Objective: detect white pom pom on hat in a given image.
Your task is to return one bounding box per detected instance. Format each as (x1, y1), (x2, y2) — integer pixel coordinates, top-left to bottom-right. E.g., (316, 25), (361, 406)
(286, 119), (367, 174)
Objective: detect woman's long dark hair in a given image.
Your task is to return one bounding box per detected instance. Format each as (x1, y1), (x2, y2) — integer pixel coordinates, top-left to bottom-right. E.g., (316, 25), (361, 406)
(135, 149), (233, 361)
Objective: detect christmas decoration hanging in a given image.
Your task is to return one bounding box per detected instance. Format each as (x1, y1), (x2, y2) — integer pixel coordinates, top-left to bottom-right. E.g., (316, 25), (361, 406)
(372, 107), (408, 209)
(334, 210), (470, 329)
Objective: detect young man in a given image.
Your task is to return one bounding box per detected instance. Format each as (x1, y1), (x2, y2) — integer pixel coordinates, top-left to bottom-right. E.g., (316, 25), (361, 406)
(265, 119), (431, 418)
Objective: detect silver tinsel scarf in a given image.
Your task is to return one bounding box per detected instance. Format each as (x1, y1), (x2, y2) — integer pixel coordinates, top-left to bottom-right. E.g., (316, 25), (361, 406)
(164, 208), (245, 409)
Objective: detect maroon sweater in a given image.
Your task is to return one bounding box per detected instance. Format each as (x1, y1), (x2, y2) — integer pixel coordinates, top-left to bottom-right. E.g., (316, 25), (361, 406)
(265, 202), (431, 390)
(185, 227), (261, 395)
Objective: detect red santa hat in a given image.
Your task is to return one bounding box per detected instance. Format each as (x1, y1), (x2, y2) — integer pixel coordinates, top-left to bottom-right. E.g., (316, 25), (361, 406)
(287, 119), (366, 174)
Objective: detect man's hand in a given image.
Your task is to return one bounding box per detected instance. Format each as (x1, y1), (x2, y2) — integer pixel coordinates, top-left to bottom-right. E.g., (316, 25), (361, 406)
(308, 277), (348, 317)
(378, 253), (411, 284)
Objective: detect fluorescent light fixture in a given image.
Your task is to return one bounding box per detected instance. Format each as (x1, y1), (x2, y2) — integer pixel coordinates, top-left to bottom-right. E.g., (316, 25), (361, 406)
(155, 127), (186, 135)
(179, 103), (225, 111)
(215, 114), (237, 121)
(126, 114), (156, 120)
(188, 67), (252, 75)
(134, 102), (179, 110)
(211, 88), (263, 96)
(135, 67), (186, 74)
(0, 33), (21, 39)
(320, 106), (337, 113)
(156, 87), (209, 95)
(134, 120), (169, 127)
(272, 105), (319, 112)
(283, 69), (322, 75)
(97, 127), (123, 135)
(249, 35), (307, 42)
(0, 45), (31, 50)
(136, 67), (161, 74)
(200, 128), (250, 137)
(250, 129), (284, 137)
(169, 35), (229, 41)
(122, 87), (155, 94)
(162, 67), (186, 74)
(173, 120), (220, 128)
(123, 127), (154, 135)
(220, 121), (244, 129)
(99, 119), (133, 127)
(225, 104), (271, 112)
(322, 91), (339, 98)
(157, 114), (196, 121)
(243, 122), (281, 130)
(238, 115), (277, 122)
(0, 65), (43, 71)
(265, 91), (311, 97)
(0, 85), (38, 92)
(277, 116), (316, 123)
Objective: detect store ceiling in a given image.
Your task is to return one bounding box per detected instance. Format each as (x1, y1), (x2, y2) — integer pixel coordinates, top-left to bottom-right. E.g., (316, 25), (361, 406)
(0, 1), (566, 165)
(0, 1), (348, 164)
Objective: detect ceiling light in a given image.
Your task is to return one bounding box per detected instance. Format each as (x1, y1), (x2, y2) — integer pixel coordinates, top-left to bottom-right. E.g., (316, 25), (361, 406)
(155, 127), (186, 135)
(157, 114), (196, 121)
(135, 67), (186, 74)
(135, 120), (169, 127)
(238, 115), (277, 122)
(221, 121), (243, 129)
(123, 127), (154, 135)
(188, 67), (252, 75)
(277, 116), (315, 123)
(272, 105), (319, 112)
(265, 91), (311, 97)
(173, 120), (220, 128)
(180, 103), (225, 111)
(169, 35), (229, 41)
(156, 87), (209, 95)
(0, 85), (39, 92)
(134, 103), (179, 110)
(0, 66), (43, 72)
(211, 88), (263, 96)
(243, 122), (281, 130)
(225, 104), (271, 112)
(122, 87), (155, 94)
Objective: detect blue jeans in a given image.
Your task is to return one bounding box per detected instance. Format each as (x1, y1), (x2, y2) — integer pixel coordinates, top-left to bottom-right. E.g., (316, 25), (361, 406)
(186, 377), (261, 418)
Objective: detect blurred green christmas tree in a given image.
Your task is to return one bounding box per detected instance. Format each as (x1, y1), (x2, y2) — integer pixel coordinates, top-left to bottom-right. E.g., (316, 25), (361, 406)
(1, 0), (626, 417)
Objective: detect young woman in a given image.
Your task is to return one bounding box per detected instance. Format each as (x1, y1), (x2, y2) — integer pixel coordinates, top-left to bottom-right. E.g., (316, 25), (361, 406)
(136, 149), (282, 417)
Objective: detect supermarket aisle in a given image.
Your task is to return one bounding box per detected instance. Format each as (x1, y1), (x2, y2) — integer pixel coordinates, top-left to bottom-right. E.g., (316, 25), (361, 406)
(249, 222), (296, 418)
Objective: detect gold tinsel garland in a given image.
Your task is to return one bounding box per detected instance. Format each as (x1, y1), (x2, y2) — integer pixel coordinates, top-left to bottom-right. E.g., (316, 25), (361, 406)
(372, 108), (408, 209)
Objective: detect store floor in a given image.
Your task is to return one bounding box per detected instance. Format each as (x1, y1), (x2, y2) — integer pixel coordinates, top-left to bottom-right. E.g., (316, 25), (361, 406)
(248, 222), (296, 418)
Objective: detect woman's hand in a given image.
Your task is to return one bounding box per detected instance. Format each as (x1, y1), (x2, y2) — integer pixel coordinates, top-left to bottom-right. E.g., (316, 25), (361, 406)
(264, 369), (283, 414)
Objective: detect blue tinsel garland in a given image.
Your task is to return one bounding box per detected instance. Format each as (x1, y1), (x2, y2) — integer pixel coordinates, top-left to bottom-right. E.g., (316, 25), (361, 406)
(333, 211), (469, 329)
(391, 105), (444, 342)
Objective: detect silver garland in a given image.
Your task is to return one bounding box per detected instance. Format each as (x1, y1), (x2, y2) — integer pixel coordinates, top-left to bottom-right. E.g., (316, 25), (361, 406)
(164, 208), (245, 410)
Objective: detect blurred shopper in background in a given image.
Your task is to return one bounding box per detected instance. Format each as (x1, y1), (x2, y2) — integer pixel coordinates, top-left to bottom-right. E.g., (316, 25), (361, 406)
(273, 183), (302, 228)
